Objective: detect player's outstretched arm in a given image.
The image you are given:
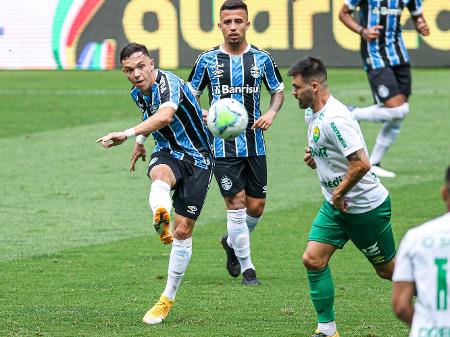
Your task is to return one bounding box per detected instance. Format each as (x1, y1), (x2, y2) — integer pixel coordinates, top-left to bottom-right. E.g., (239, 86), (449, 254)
(392, 281), (415, 326)
(252, 91), (284, 130)
(96, 106), (175, 149)
(332, 148), (370, 211)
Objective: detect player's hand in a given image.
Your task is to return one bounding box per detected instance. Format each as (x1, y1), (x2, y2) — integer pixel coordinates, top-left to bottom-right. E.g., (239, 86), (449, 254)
(252, 110), (276, 130)
(415, 17), (430, 36)
(361, 25), (383, 42)
(332, 193), (348, 212)
(96, 131), (127, 148)
(130, 143), (146, 172)
(202, 109), (208, 123)
(304, 147), (316, 169)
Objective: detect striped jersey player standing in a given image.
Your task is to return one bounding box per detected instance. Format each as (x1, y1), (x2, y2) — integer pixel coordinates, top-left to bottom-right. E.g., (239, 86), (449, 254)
(339, 0), (430, 177)
(188, 0), (284, 285)
(97, 43), (213, 325)
(392, 166), (450, 337)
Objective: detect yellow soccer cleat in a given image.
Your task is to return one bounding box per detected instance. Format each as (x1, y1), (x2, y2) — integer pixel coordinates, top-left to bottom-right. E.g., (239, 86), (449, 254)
(311, 330), (340, 337)
(153, 207), (173, 245)
(143, 295), (174, 325)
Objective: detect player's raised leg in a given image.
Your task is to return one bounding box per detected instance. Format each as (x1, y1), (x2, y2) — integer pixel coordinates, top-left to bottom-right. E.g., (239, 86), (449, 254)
(148, 163), (177, 244)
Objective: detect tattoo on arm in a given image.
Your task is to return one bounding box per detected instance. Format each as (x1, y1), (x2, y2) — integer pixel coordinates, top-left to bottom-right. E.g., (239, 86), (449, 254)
(347, 149), (363, 161)
(269, 91), (284, 113)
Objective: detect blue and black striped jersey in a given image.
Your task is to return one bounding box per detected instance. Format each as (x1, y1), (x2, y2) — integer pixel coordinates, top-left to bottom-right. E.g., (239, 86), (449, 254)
(130, 70), (213, 169)
(188, 44), (284, 158)
(345, 0), (422, 70)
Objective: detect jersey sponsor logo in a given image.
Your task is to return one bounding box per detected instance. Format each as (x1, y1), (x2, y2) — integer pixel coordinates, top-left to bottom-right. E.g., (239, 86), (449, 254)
(330, 122), (348, 149)
(372, 7), (402, 16)
(159, 76), (167, 94)
(150, 157), (159, 166)
(220, 176), (232, 191)
(250, 63), (261, 79)
(212, 84), (260, 96)
(320, 175), (343, 188)
(377, 84), (390, 99)
(310, 146), (328, 158)
(422, 236), (435, 249)
(187, 205), (198, 215)
(313, 126), (320, 143)
(361, 242), (381, 257)
(210, 62), (224, 79)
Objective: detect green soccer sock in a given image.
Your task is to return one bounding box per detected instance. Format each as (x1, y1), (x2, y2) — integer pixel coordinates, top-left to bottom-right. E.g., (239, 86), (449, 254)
(307, 266), (335, 323)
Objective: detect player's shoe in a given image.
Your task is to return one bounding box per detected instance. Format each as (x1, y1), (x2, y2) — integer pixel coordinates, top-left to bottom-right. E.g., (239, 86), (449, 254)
(153, 207), (173, 245)
(242, 268), (261, 286)
(371, 164), (396, 178)
(142, 295), (174, 325)
(311, 329), (340, 337)
(220, 235), (240, 277)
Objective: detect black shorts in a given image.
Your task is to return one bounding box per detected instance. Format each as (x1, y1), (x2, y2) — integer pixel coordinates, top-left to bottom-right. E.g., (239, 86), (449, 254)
(367, 64), (411, 104)
(148, 151), (212, 220)
(214, 156), (267, 198)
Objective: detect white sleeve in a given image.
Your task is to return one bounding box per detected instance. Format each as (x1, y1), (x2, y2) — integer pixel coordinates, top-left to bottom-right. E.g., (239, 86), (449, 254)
(326, 116), (364, 157)
(392, 231), (415, 282)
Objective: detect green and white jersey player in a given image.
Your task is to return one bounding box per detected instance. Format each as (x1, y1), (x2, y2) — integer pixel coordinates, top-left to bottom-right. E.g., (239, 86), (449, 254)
(392, 166), (450, 337)
(288, 56), (396, 337)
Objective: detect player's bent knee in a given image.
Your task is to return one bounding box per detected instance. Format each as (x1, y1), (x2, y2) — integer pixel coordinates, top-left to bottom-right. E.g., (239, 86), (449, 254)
(374, 261), (395, 280)
(302, 251), (328, 270)
(173, 222), (194, 240)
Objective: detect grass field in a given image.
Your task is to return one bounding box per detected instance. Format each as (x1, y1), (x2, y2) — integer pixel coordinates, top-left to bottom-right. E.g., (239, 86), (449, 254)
(0, 68), (449, 337)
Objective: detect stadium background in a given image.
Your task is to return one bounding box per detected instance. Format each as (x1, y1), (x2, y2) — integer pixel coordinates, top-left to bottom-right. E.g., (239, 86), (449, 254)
(1, 1), (449, 336)
(0, 0), (449, 70)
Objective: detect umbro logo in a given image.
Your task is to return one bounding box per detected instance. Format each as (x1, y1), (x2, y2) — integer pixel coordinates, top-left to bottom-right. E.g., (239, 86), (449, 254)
(187, 205), (198, 215)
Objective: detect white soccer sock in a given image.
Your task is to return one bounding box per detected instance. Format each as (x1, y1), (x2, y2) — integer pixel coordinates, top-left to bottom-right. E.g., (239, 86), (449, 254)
(246, 214), (260, 233)
(318, 321), (337, 336)
(149, 180), (172, 214)
(370, 119), (403, 164)
(227, 209), (254, 272)
(352, 102), (409, 123)
(162, 237), (192, 301)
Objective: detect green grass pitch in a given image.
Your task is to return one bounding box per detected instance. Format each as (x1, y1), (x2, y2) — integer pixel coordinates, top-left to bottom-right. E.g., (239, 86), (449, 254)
(0, 68), (448, 337)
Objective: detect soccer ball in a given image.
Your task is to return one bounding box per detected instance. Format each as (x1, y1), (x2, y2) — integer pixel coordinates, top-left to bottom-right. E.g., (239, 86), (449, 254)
(207, 98), (248, 140)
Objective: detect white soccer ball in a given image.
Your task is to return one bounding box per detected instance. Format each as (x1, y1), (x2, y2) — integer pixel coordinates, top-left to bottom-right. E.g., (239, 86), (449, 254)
(206, 98), (248, 140)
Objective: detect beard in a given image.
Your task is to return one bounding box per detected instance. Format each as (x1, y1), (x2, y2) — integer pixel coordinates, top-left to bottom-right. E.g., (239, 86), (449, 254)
(298, 90), (313, 109)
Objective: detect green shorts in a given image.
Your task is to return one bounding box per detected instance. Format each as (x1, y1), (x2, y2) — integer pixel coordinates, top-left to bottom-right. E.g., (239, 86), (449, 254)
(308, 196), (395, 265)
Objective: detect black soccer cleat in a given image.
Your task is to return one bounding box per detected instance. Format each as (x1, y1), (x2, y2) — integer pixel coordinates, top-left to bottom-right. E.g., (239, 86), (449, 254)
(220, 235), (240, 278)
(242, 268), (261, 286)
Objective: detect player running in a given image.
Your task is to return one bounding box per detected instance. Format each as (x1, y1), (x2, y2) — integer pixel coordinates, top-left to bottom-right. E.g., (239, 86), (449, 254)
(339, 0), (430, 177)
(96, 43), (213, 324)
(288, 56), (396, 337)
(392, 166), (450, 336)
(188, 0), (284, 285)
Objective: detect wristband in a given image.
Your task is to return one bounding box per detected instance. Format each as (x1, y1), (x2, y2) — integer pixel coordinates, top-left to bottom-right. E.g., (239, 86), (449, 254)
(124, 128), (136, 138)
(136, 134), (147, 144)
(358, 26), (365, 35)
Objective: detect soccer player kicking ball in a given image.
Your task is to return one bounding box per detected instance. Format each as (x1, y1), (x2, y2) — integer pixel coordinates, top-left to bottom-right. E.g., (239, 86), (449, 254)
(288, 57), (396, 337)
(188, 0), (284, 285)
(392, 166), (450, 336)
(96, 43), (213, 324)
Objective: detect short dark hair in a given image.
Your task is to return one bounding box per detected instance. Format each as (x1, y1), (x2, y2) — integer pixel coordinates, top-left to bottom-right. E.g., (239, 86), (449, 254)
(287, 56), (327, 83)
(119, 43), (150, 63)
(220, 0), (248, 14)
